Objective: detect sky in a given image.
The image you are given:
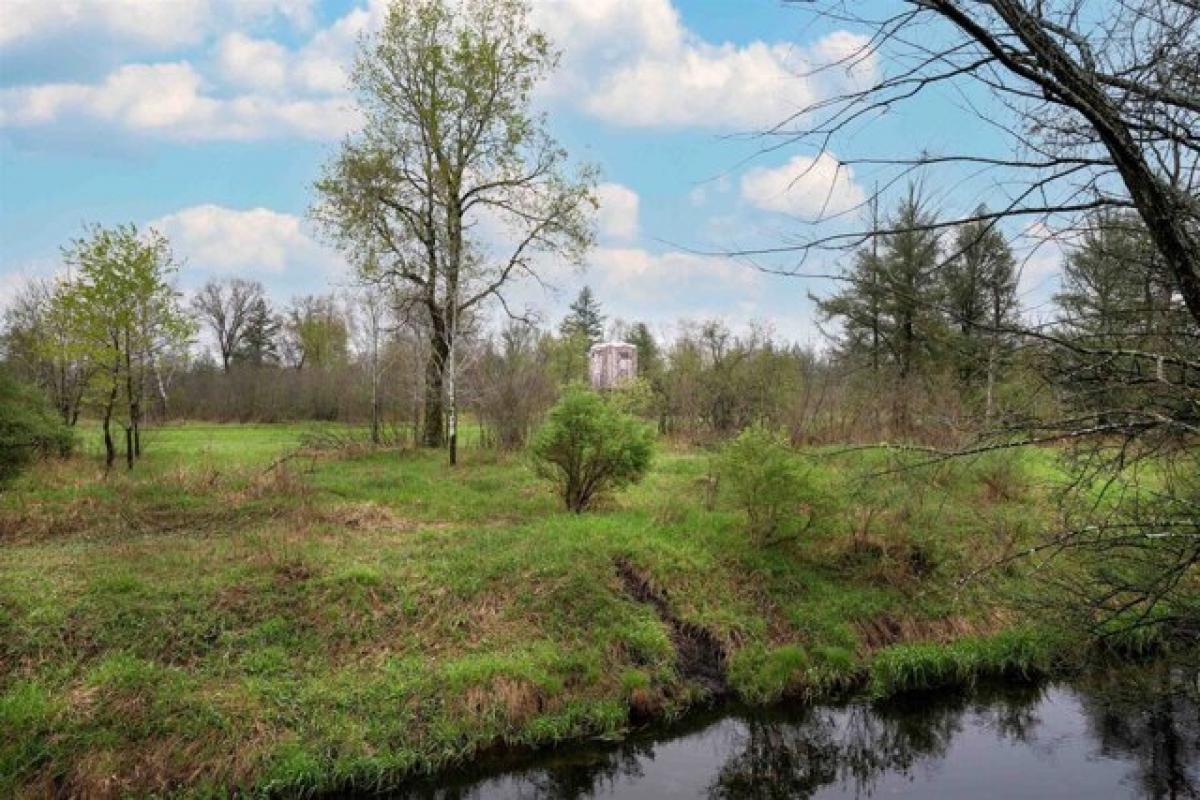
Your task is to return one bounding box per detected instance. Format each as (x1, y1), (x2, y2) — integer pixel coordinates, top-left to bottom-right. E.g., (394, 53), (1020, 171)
(0, 0), (1065, 348)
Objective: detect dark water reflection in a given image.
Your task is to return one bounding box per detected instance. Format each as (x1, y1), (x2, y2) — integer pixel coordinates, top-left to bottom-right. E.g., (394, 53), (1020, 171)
(397, 662), (1199, 799)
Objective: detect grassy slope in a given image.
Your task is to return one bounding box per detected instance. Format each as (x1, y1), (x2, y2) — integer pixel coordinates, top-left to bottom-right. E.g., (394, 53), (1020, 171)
(1, 423), (1076, 797)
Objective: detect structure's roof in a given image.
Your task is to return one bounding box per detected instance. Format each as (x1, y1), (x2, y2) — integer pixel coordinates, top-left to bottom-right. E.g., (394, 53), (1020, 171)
(590, 341), (635, 351)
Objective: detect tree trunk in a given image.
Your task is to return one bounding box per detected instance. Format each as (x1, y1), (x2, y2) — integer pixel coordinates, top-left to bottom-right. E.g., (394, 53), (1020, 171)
(102, 408), (115, 468)
(985, 341), (997, 424)
(422, 331), (448, 448)
(125, 426), (134, 471)
(447, 336), (458, 466)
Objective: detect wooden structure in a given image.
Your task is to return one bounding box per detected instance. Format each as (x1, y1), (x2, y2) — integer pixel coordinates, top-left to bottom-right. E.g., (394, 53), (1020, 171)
(589, 342), (637, 390)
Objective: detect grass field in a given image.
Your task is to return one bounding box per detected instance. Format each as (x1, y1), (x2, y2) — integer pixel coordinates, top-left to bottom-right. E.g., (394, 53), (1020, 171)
(0, 422), (1104, 797)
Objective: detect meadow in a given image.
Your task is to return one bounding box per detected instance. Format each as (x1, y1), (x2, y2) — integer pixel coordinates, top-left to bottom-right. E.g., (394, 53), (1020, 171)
(1, 423), (1093, 797)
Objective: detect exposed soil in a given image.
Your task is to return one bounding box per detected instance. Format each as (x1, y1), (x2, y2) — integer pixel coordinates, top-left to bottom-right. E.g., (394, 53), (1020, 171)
(614, 556), (729, 698)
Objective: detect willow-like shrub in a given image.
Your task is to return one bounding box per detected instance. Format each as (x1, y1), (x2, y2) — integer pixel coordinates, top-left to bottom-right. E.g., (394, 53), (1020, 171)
(720, 423), (815, 545)
(531, 386), (654, 513)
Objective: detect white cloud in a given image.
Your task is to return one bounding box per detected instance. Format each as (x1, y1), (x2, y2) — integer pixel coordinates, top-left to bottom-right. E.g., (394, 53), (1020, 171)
(216, 34), (290, 92)
(594, 246), (756, 291)
(533, 0), (876, 130)
(595, 183), (639, 242)
(1015, 222), (1065, 311)
(150, 205), (343, 278)
(0, 62), (359, 140)
(0, 0), (314, 50)
(740, 152), (865, 218)
(2, 0), (873, 143)
(584, 41), (808, 129)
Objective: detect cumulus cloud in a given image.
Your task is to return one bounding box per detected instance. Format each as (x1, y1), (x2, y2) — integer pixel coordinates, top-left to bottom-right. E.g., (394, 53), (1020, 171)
(534, 0), (876, 130)
(216, 34), (290, 92)
(595, 183), (640, 242)
(0, 61), (359, 140)
(583, 41), (808, 130)
(593, 246), (756, 292)
(2, 0), (873, 142)
(740, 152), (865, 218)
(0, 0), (314, 50)
(150, 205), (343, 279)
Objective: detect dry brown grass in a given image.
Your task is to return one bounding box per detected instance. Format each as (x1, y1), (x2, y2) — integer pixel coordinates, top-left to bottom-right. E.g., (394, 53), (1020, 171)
(855, 609), (1014, 652)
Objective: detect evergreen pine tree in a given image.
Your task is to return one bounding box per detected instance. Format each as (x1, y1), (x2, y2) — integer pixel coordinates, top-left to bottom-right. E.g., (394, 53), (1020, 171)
(560, 286), (606, 346)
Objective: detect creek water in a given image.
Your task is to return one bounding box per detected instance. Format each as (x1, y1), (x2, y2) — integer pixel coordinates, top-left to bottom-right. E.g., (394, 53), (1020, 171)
(393, 661), (1199, 799)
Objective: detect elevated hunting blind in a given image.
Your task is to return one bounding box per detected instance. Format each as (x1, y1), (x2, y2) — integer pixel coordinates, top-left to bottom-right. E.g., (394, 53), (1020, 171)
(589, 342), (637, 390)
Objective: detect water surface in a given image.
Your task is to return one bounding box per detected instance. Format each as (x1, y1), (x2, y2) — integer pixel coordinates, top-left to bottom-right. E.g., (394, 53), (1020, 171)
(398, 662), (1199, 799)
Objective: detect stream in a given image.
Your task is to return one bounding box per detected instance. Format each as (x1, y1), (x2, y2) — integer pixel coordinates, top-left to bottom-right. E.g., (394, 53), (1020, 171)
(391, 661), (1199, 799)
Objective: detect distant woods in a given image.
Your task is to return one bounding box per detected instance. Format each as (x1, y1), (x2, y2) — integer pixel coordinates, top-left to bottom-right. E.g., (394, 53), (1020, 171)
(4, 203), (1177, 455)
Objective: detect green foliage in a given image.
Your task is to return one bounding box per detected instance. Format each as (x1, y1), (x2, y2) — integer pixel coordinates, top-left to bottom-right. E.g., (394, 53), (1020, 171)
(0, 367), (73, 487)
(59, 222), (192, 467)
(720, 423), (816, 544)
(604, 376), (658, 418)
(530, 386), (654, 512)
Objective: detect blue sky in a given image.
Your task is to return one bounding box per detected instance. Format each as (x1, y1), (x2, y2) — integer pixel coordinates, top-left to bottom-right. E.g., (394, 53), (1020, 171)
(0, 0), (1063, 346)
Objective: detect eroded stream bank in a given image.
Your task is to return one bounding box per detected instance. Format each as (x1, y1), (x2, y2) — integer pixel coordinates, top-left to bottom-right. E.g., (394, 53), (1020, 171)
(613, 556), (728, 700)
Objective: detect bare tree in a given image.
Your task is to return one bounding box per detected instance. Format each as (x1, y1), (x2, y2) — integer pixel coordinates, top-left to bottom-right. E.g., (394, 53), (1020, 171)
(191, 278), (266, 373)
(349, 282), (396, 445)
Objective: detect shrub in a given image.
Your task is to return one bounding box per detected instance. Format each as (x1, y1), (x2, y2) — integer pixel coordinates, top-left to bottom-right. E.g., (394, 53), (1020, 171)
(0, 367), (73, 487)
(530, 386), (654, 512)
(720, 423), (816, 544)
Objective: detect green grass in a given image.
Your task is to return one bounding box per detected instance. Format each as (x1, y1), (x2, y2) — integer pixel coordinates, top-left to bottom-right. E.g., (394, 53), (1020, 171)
(0, 422), (1116, 797)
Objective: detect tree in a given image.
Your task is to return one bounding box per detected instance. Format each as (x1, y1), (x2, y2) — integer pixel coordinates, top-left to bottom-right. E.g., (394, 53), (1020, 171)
(1, 278), (90, 426)
(474, 321), (555, 449)
(1056, 211), (1175, 346)
(560, 286), (606, 346)
(773, 1), (1200, 637)
(626, 323), (659, 377)
(191, 278), (267, 372)
(815, 186), (944, 433)
(530, 386), (653, 513)
(350, 284), (395, 445)
(61, 224), (191, 468)
(776, 1), (1199, 329)
(233, 296), (280, 367)
(314, 0), (596, 464)
(283, 295), (349, 370)
(942, 210), (1019, 418)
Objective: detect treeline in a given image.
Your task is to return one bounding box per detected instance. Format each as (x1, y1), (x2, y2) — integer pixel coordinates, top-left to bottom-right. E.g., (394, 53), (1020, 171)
(1, 200), (1183, 460)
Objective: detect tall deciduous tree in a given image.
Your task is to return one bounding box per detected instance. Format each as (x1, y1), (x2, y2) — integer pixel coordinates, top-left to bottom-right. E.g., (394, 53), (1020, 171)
(314, 0), (596, 464)
(1, 278), (91, 426)
(283, 295), (349, 371)
(192, 278), (267, 372)
(61, 224), (191, 468)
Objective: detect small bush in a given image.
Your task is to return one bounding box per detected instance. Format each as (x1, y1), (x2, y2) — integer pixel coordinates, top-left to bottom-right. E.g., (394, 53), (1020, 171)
(530, 386), (654, 513)
(720, 423), (816, 544)
(0, 367), (73, 488)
